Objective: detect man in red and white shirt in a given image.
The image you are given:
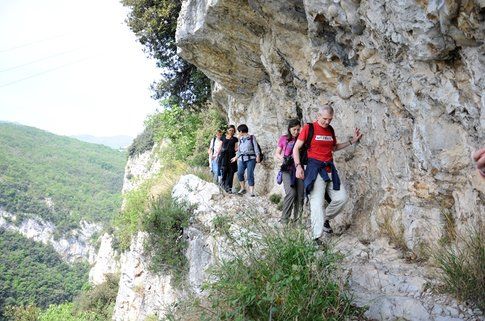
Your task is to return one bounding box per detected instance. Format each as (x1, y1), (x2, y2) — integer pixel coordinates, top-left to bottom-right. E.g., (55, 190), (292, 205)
(293, 104), (362, 242)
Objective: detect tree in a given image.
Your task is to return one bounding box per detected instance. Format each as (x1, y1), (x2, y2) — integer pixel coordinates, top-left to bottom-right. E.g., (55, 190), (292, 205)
(122, 0), (211, 108)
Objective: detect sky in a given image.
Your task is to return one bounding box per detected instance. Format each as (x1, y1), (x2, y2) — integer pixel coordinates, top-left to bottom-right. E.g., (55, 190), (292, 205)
(0, 0), (162, 138)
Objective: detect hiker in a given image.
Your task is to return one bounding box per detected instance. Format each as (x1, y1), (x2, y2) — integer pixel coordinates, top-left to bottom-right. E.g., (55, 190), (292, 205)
(473, 147), (485, 179)
(208, 130), (223, 182)
(233, 124), (261, 197)
(274, 119), (304, 224)
(292, 104), (362, 243)
(218, 125), (238, 193)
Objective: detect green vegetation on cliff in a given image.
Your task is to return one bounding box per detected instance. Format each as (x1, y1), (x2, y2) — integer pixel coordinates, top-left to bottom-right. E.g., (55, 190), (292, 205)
(165, 226), (364, 321)
(0, 122), (125, 231)
(433, 227), (485, 310)
(127, 103), (225, 165)
(118, 103), (224, 250)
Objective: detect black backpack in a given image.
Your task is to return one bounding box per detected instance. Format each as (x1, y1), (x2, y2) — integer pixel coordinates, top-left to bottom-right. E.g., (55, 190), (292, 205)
(249, 135), (264, 162)
(210, 136), (217, 154)
(298, 122), (335, 165)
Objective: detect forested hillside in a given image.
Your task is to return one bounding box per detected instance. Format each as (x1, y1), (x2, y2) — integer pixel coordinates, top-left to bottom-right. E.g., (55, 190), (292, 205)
(0, 230), (89, 320)
(0, 122), (126, 231)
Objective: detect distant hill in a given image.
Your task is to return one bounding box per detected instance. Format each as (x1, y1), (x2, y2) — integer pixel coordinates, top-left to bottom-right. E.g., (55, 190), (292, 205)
(72, 134), (134, 150)
(0, 122), (126, 232)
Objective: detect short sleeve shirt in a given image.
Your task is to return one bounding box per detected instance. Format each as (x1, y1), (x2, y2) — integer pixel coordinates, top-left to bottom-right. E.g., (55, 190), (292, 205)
(297, 121), (336, 162)
(278, 135), (296, 157)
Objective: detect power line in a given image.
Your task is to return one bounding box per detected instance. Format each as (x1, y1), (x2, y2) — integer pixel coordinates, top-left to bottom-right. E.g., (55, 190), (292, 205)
(0, 34), (68, 53)
(0, 56), (93, 88)
(0, 48), (81, 73)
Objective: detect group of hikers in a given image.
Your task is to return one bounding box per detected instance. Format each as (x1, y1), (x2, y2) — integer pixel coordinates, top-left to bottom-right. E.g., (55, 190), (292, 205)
(208, 124), (262, 197)
(208, 104), (363, 243)
(208, 104), (485, 244)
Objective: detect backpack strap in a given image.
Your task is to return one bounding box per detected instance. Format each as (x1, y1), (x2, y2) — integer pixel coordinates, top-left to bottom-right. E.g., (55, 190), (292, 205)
(210, 136), (217, 154)
(249, 135), (258, 154)
(305, 122), (314, 148)
(328, 125), (336, 145)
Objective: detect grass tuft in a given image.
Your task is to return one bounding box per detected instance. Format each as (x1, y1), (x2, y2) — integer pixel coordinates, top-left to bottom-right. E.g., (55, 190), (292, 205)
(269, 193), (282, 205)
(199, 224), (362, 321)
(432, 226), (485, 310)
(143, 193), (192, 285)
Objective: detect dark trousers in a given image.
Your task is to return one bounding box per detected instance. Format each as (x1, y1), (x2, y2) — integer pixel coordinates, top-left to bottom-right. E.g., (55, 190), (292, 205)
(281, 172), (304, 223)
(221, 163), (236, 192)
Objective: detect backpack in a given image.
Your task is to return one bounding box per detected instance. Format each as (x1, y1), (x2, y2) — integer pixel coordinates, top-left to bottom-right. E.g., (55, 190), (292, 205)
(298, 122), (335, 165)
(249, 135), (264, 163)
(210, 136), (216, 154)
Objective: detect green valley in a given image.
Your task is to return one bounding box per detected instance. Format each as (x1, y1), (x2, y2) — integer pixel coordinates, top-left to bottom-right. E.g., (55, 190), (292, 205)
(0, 122), (127, 321)
(0, 122), (126, 232)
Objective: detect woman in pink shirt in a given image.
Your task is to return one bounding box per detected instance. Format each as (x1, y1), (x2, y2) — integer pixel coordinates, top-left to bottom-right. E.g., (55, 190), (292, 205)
(274, 119), (304, 224)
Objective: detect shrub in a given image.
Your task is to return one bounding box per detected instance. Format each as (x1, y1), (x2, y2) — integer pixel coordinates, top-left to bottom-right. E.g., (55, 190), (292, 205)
(145, 103), (225, 167)
(38, 302), (99, 321)
(112, 161), (188, 251)
(113, 183), (150, 250)
(4, 304), (40, 321)
(212, 215), (231, 236)
(73, 273), (119, 320)
(127, 126), (155, 157)
(269, 193), (282, 205)
(432, 226), (485, 309)
(146, 103), (202, 163)
(200, 226), (362, 321)
(186, 166), (213, 183)
(143, 193), (192, 285)
(189, 105), (225, 166)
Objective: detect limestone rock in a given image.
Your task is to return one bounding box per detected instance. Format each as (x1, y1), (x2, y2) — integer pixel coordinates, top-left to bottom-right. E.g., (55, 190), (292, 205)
(175, 0), (484, 253)
(112, 232), (178, 321)
(123, 144), (162, 194)
(0, 209), (100, 263)
(89, 233), (120, 285)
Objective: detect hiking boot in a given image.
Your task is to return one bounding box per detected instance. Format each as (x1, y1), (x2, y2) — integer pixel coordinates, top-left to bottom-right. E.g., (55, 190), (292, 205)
(323, 220), (333, 234)
(237, 189), (247, 195)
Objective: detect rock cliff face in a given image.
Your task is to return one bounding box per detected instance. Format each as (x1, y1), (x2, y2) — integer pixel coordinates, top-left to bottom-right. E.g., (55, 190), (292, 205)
(112, 145), (179, 321)
(0, 209), (99, 263)
(124, 174), (484, 320)
(123, 144), (162, 194)
(89, 233), (120, 284)
(89, 147), (163, 289)
(176, 0), (484, 250)
(112, 1), (484, 319)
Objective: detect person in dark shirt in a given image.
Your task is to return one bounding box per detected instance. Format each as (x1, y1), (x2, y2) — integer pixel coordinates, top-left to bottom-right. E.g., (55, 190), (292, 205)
(218, 125), (238, 193)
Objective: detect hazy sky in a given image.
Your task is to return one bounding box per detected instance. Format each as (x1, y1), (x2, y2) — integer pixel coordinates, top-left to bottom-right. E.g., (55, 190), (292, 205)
(0, 0), (161, 137)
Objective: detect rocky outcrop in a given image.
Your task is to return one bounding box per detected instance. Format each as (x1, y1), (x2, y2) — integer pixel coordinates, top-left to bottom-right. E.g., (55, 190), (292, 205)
(89, 145), (164, 288)
(113, 1), (485, 319)
(176, 0), (484, 252)
(112, 232), (178, 321)
(123, 144), (162, 194)
(0, 209), (100, 263)
(111, 172), (283, 321)
(163, 175), (485, 320)
(89, 233), (120, 284)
